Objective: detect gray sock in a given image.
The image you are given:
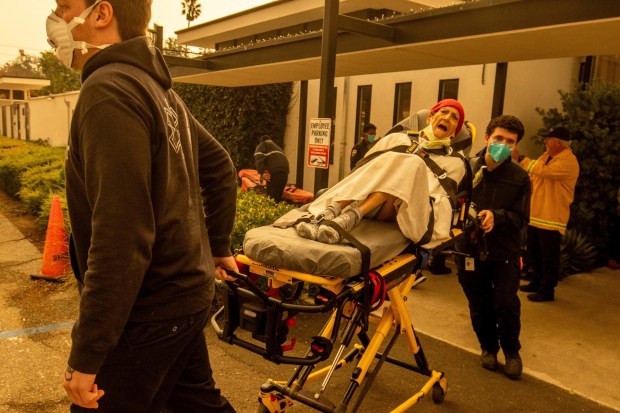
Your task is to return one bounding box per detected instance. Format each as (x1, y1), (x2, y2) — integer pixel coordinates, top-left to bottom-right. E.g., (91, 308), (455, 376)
(317, 201), (341, 222)
(317, 207), (362, 244)
(333, 207), (362, 231)
(296, 221), (318, 240)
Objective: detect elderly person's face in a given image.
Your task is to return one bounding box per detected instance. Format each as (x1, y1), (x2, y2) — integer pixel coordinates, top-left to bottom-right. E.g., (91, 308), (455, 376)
(545, 136), (563, 150)
(427, 106), (461, 139)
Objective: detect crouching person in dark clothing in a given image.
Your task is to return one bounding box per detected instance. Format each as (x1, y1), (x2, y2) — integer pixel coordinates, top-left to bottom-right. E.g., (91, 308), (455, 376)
(254, 135), (290, 202)
(456, 115), (531, 380)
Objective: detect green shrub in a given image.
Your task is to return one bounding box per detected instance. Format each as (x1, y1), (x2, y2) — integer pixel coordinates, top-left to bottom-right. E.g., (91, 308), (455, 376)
(232, 189), (296, 251)
(560, 229), (598, 278)
(34, 188), (70, 233)
(19, 160), (66, 218)
(0, 137), (26, 149)
(0, 138), (66, 230)
(0, 141), (31, 196)
(0, 139), (65, 199)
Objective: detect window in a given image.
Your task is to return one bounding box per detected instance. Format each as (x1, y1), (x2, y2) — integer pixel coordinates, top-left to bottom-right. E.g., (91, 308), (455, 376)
(393, 82), (412, 125)
(594, 54), (620, 83)
(0, 89), (9, 100)
(438, 79), (459, 101)
(13, 90), (25, 101)
(355, 85), (372, 142)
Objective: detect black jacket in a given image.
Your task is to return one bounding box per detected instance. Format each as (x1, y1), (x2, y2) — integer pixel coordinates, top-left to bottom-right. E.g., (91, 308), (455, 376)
(65, 37), (237, 373)
(465, 150), (531, 261)
(254, 139), (289, 174)
(350, 139), (373, 169)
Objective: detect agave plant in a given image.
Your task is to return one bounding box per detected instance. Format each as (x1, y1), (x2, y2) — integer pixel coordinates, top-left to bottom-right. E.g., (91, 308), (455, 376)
(559, 229), (599, 279)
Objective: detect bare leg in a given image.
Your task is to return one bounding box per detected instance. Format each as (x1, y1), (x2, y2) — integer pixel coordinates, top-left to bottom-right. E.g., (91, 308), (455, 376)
(374, 196), (399, 221)
(358, 193), (398, 221)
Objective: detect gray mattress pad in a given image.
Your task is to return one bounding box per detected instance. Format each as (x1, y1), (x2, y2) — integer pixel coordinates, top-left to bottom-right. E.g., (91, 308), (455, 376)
(242, 207), (411, 277)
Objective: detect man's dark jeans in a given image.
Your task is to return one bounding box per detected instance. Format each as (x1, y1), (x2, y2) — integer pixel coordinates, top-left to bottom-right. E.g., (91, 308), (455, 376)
(457, 258), (522, 354)
(527, 226), (562, 295)
(71, 309), (235, 413)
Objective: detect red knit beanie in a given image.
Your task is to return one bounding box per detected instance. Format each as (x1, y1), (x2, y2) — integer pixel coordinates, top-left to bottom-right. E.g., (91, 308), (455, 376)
(430, 99), (465, 136)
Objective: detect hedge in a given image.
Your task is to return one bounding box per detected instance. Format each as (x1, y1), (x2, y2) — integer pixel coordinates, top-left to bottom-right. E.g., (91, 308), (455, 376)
(0, 137), (67, 229)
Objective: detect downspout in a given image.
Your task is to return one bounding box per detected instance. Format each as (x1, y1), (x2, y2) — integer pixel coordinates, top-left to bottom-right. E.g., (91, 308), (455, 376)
(337, 76), (350, 181)
(491, 62), (508, 118)
(25, 103), (30, 141)
(296, 81), (308, 188)
(65, 98), (72, 140)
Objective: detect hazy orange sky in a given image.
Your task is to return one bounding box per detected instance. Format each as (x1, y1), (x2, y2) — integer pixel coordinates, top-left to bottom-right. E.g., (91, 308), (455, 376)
(0, 0), (274, 64)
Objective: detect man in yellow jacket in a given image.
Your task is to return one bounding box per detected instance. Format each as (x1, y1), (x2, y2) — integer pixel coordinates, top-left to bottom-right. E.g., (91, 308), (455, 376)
(513, 126), (579, 302)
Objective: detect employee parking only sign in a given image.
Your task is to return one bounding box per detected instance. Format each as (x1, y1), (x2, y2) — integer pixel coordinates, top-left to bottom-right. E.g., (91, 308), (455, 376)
(308, 118), (331, 169)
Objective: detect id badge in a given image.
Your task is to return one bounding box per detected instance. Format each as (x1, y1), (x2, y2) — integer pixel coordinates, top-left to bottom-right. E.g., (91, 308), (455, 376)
(465, 257), (475, 271)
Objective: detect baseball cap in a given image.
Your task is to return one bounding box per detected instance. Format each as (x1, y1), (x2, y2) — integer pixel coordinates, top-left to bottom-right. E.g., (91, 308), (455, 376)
(541, 126), (571, 141)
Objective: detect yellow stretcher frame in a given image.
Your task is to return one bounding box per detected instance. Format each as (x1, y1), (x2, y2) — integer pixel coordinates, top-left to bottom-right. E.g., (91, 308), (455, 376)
(214, 252), (449, 412)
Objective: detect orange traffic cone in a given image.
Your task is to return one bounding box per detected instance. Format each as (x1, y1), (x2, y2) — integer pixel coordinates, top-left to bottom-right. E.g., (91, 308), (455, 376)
(30, 195), (69, 283)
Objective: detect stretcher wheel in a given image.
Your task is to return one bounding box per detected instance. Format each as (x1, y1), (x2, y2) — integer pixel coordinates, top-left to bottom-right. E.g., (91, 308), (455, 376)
(257, 393), (290, 413)
(432, 377), (447, 404)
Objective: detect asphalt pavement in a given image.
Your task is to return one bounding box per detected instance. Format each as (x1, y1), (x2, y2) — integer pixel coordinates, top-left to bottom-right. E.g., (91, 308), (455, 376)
(1, 209), (619, 413)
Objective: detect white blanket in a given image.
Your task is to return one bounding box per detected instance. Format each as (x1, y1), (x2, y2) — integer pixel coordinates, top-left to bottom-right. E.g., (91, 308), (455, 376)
(309, 133), (465, 248)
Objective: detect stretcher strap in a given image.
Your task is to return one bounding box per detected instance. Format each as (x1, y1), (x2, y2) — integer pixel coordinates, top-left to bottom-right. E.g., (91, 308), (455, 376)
(417, 198), (435, 246)
(319, 220), (372, 333)
(272, 213), (313, 229)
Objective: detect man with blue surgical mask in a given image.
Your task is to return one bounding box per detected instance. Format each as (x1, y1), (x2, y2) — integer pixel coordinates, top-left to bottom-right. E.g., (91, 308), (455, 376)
(456, 115), (531, 380)
(49, 0), (238, 412)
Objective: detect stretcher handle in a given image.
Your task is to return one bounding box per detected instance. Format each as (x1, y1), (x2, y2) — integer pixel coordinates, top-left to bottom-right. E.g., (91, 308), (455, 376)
(223, 269), (338, 313)
(224, 268), (267, 299)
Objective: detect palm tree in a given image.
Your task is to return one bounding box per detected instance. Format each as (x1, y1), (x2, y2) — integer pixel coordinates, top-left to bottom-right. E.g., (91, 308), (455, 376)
(181, 0), (202, 28)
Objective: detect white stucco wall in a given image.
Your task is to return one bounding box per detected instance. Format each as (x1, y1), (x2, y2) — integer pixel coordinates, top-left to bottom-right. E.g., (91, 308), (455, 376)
(0, 91), (79, 147)
(503, 57), (581, 158)
(282, 82), (302, 186)
(28, 92), (79, 147)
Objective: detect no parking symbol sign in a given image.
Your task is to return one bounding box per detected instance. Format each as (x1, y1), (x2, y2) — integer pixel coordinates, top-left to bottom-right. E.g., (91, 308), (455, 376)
(307, 118), (331, 169)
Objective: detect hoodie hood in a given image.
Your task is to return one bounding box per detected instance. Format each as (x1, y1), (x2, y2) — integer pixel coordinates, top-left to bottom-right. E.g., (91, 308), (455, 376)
(81, 37), (171, 90)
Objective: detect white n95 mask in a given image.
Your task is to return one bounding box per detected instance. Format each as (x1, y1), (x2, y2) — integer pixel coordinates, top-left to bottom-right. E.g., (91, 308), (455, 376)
(46, 0), (109, 68)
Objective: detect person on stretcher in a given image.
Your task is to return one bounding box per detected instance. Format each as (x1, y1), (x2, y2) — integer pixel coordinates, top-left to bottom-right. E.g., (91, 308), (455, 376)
(296, 99), (467, 247)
